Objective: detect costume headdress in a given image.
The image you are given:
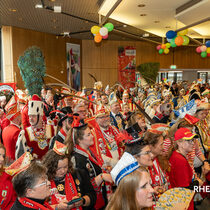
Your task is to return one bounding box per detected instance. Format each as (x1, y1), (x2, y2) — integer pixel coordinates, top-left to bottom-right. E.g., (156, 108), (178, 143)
(5, 152), (33, 176)
(53, 141), (67, 155)
(111, 152), (140, 185)
(5, 96), (21, 121)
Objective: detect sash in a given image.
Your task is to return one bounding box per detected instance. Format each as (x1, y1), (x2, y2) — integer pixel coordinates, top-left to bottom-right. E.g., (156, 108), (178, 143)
(50, 173), (82, 210)
(19, 197), (53, 210)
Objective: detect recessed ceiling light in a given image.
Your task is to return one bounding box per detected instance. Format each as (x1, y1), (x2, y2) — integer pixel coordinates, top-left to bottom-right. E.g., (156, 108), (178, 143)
(138, 4), (145, 7)
(140, 14), (147, 16)
(154, 20), (160, 23)
(9, 8), (17, 12)
(123, 24), (127, 27)
(35, 4), (43, 8)
(49, 0), (56, 2)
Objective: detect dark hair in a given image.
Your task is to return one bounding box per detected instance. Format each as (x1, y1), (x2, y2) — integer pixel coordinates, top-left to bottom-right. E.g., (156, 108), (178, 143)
(12, 161), (47, 197)
(42, 150), (73, 180)
(65, 124), (88, 155)
(125, 140), (148, 156)
(144, 130), (163, 146)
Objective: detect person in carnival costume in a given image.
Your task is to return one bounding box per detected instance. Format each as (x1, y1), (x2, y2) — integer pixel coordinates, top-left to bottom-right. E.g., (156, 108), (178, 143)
(65, 116), (113, 210)
(106, 152), (154, 210)
(2, 96), (21, 161)
(7, 152), (53, 210)
(0, 144), (16, 209)
(42, 141), (96, 210)
(169, 128), (202, 210)
(144, 125), (171, 197)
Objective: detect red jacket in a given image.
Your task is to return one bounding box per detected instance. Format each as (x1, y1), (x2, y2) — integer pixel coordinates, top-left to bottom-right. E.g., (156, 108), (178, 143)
(2, 124), (21, 161)
(0, 171), (16, 210)
(169, 151), (194, 210)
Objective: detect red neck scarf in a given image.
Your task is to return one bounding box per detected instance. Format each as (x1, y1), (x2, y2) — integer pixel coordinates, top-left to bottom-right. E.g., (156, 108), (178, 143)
(75, 144), (102, 167)
(18, 197), (53, 210)
(50, 173), (82, 210)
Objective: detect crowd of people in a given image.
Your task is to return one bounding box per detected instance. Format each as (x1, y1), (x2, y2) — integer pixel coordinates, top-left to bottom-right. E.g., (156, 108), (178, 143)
(0, 79), (209, 210)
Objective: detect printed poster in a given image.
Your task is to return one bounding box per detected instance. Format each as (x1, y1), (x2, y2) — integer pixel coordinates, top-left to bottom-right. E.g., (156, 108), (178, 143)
(66, 43), (81, 90)
(118, 46), (136, 89)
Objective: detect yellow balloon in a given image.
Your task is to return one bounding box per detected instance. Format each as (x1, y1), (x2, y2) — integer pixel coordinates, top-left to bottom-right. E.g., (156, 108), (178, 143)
(206, 47), (210, 54)
(91, 26), (100, 34)
(177, 29), (188, 36)
(164, 48), (169, 54)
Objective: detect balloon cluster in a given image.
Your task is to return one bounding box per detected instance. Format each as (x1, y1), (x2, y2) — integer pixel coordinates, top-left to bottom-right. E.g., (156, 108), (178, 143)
(156, 29), (190, 55)
(195, 41), (210, 58)
(91, 23), (114, 43)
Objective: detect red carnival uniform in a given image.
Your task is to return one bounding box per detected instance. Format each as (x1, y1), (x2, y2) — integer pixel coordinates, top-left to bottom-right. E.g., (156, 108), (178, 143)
(0, 171), (16, 210)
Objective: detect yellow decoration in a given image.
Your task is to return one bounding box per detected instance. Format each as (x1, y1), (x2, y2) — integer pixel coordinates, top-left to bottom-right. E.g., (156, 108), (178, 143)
(164, 48), (169, 54)
(177, 29), (188, 36)
(206, 47), (210, 54)
(91, 26), (100, 34)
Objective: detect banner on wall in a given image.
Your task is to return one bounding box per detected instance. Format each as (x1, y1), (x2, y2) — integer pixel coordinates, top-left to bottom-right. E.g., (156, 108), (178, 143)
(66, 43), (81, 90)
(118, 46), (136, 89)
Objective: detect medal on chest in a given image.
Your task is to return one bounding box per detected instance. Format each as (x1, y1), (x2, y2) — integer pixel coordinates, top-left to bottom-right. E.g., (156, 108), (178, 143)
(1, 190), (7, 197)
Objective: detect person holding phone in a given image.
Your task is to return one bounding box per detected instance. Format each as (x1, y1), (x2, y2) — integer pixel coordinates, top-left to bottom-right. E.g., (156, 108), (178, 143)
(42, 141), (96, 210)
(65, 117), (113, 210)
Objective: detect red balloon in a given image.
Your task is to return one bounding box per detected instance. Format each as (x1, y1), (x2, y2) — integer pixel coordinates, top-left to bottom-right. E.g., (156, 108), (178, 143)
(196, 46), (201, 53)
(175, 36), (183, 46)
(207, 53), (210, 57)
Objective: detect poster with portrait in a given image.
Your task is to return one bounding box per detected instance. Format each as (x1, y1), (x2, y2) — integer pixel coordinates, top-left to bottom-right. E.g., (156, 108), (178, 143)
(118, 46), (136, 89)
(66, 43), (81, 90)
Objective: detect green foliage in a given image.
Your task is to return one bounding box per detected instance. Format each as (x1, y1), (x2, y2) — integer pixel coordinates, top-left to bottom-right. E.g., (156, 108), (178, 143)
(136, 62), (160, 84)
(17, 46), (46, 96)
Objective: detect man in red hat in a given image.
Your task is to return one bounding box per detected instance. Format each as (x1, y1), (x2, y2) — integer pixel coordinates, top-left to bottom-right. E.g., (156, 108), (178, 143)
(2, 96), (21, 161)
(90, 106), (122, 168)
(15, 95), (55, 159)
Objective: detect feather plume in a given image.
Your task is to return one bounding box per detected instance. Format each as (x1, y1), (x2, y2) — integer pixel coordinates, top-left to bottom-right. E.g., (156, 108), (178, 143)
(17, 46), (46, 96)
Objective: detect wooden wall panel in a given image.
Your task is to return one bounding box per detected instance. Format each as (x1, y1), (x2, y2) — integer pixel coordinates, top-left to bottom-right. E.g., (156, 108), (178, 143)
(82, 40), (210, 88)
(9, 26), (82, 89)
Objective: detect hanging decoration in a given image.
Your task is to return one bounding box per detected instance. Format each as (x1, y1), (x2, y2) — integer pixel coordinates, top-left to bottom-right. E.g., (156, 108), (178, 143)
(90, 23), (114, 43)
(156, 29), (190, 55)
(196, 40), (210, 58)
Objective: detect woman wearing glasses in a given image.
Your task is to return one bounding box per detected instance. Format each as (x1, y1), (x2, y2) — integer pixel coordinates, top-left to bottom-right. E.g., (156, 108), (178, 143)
(11, 160), (53, 210)
(42, 141), (96, 210)
(0, 144), (16, 210)
(169, 127), (200, 210)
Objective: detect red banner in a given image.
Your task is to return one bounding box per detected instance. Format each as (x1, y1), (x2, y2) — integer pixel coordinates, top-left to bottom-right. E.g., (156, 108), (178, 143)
(118, 46), (136, 89)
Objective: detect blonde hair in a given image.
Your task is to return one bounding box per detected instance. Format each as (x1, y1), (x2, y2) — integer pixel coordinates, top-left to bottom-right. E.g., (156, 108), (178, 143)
(106, 168), (147, 210)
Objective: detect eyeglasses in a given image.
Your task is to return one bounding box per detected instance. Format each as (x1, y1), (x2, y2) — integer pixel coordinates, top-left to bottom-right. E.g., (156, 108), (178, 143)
(137, 151), (152, 156)
(186, 139), (195, 144)
(33, 179), (48, 188)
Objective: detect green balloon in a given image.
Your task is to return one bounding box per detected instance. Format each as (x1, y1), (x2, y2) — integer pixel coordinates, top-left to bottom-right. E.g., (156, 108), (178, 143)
(201, 51), (207, 58)
(170, 37), (177, 48)
(182, 36), (190, 45)
(104, 23), (114, 32)
(159, 49), (164, 54)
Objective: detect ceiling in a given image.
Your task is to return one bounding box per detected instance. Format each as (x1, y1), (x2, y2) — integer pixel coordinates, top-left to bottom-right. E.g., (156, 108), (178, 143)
(0, 0), (210, 44)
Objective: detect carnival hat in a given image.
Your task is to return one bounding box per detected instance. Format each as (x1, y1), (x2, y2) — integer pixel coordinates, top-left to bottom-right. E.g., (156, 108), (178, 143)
(28, 94), (44, 116)
(5, 152), (33, 176)
(111, 152), (140, 185)
(5, 96), (21, 121)
(53, 141), (67, 155)
(174, 127), (198, 141)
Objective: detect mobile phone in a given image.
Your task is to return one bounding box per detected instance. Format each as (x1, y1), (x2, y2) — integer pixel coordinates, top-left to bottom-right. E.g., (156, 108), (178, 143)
(67, 197), (82, 205)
